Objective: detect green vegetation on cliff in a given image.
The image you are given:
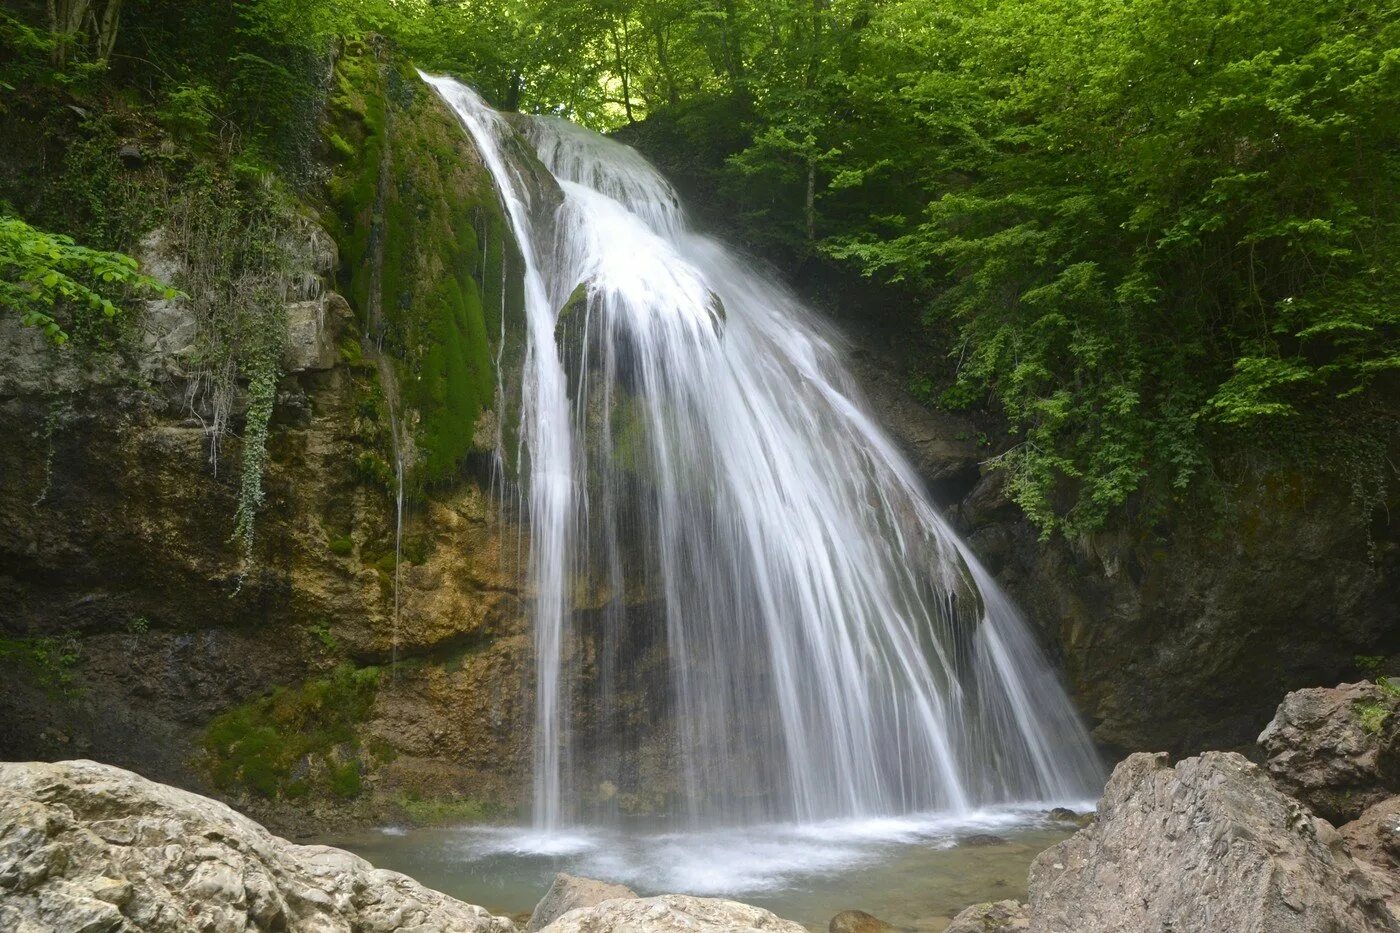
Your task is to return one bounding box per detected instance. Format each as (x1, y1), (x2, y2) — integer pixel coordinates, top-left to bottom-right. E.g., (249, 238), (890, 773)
(3, 0), (1391, 539)
(389, 0), (1398, 538)
(202, 664), (386, 800)
(324, 39), (523, 490)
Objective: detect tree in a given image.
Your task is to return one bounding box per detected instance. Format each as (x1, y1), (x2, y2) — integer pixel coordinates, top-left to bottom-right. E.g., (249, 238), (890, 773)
(0, 215), (175, 344)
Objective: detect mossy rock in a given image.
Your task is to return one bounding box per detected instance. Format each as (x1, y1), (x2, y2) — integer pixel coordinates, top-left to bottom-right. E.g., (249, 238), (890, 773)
(321, 40), (531, 493)
(200, 664), (384, 801)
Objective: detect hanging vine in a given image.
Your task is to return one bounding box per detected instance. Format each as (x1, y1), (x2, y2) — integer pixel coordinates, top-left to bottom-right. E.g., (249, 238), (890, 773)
(166, 170), (297, 585)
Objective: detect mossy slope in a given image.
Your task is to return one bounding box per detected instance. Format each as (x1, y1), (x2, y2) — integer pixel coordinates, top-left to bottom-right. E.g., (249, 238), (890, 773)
(324, 38), (525, 491)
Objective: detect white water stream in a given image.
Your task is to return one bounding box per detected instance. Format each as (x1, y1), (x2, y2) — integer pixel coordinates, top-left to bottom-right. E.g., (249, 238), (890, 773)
(423, 75), (1103, 834)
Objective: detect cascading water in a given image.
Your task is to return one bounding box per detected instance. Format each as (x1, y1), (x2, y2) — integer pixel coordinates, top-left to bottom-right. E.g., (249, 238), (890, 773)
(424, 74), (1103, 832)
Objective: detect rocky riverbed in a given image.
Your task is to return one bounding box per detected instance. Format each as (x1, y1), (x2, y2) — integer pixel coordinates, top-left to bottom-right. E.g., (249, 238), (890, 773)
(5, 681), (1400, 932)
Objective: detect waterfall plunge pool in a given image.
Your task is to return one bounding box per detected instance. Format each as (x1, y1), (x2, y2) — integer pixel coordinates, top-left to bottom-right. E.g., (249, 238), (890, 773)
(320, 804), (1087, 931)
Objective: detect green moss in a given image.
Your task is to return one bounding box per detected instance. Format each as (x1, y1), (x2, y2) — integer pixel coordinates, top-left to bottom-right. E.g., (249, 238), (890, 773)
(395, 793), (494, 825)
(201, 664), (383, 799)
(0, 636), (80, 692)
(321, 43), (526, 493)
(328, 535), (354, 556)
(1357, 700), (1391, 735)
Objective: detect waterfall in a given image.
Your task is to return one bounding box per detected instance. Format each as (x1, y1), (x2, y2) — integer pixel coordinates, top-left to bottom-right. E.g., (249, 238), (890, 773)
(424, 74), (1103, 831)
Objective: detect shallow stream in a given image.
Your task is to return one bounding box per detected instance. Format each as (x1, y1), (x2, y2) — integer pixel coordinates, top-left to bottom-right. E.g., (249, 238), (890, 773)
(323, 806), (1082, 931)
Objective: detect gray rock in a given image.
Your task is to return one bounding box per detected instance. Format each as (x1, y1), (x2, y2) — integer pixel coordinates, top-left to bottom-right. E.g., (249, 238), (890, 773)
(1028, 751), (1400, 932)
(829, 907), (895, 932)
(960, 833), (1009, 847)
(1045, 806), (1092, 828)
(538, 894), (805, 932)
(1260, 682), (1400, 823)
(527, 872), (636, 931)
(0, 760), (515, 933)
(944, 899), (1029, 932)
(283, 292), (353, 372)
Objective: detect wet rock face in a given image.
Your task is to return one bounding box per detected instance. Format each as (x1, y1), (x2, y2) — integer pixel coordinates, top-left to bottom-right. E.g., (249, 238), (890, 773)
(1029, 752), (1399, 933)
(1260, 682), (1400, 824)
(0, 760), (515, 933)
(847, 333), (1400, 756)
(0, 197), (534, 827)
(537, 894), (806, 933)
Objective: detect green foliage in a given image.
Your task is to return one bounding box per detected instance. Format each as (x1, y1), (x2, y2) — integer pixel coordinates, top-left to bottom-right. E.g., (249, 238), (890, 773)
(158, 83), (223, 141)
(202, 663), (383, 799)
(0, 215), (176, 344)
(521, 0), (1399, 536)
(0, 635), (80, 692)
(231, 352), (278, 572)
(6, 0), (1392, 537)
(1357, 655), (1387, 676)
(1357, 700), (1391, 735)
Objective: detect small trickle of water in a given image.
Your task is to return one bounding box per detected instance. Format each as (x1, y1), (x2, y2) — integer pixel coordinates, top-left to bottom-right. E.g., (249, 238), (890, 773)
(423, 74), (1103, 831)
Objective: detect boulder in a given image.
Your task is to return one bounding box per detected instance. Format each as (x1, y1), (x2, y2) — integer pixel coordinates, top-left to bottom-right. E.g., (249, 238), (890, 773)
(527, 872), (636, 931)
(829, 907), (895, 932)
(538, 894), (804, 932)
(1343, 796), (1400, 870)
(960, 833), (1009, 847)
(1260, 682), (1400, 823)
(0, 760), (515, 933)
(1028, 751), (1399, 932)
(944, 899), (1029, 932)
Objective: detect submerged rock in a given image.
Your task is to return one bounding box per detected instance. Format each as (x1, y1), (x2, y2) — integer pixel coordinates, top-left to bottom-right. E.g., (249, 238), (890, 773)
(1260, 682), (1400, 824)
(528, 872), (637, 931)
(0, 760), (515, 933)
(829, 908), (896, 932)
(1045, 806), (1093, 828)
(960, 833), (1009, 847)
(538, 894), (804, 932)
(1029, 752), (1399, 932)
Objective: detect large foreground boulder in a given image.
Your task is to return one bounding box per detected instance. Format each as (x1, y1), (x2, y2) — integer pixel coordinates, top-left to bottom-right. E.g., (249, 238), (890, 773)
(0, 760), (515, 933)
(1260, 682), (1400, 824)
(538, 894), (805, 932)
(527, 872), (637, 931)
(1029, 752), (1399, 932)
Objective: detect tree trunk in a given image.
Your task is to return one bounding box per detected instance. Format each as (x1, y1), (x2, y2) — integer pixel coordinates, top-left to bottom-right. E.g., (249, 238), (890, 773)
(805, 159), (816, 241)
(95, 0), (122, 63)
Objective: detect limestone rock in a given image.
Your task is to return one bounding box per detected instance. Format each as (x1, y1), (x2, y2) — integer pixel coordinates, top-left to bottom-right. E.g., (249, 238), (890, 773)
(283, 292), (353, 372)
(527, 872), (637, 931)
(829, 907), (896, 932)
(0, 760), (515, 933)
(1028, 751), (1400, 932)
(1260, 682), (1400, 823)
(538, 894), (805, 932)
(944, 899), (1029, 932)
